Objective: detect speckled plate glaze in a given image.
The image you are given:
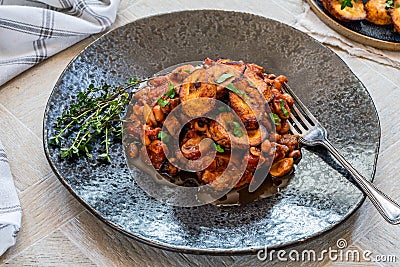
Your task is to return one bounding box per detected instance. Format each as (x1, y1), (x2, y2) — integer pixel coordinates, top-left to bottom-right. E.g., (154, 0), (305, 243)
(43, 10), (381, 254)
(308, 0), (400, 50)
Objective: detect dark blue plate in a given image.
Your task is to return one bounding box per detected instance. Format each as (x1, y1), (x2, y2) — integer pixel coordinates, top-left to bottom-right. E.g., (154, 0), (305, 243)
(43, 10), (381, 254)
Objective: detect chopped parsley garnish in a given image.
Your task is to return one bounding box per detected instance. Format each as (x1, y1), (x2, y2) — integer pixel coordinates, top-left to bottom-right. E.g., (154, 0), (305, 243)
(157, 84), (175, 107)
(249, 81), (255, 87)
(280, 99), (290, 117)
(158, 98), (170, 107)
(385, 0), (400, 9)
(217, 73), (235, 84)
(386, 0), (394, 9)
(226, 83), (245, 96)
(269, 113), (280, 126)
(158, 131), (170, 143)
(341, 0), (358, 10)
(214, 144), (225, 153)
(183, 70), (191, 74)
(165, 84), (176, 98)
(218, 106), (230, 112)
(227, 121), (243, 137)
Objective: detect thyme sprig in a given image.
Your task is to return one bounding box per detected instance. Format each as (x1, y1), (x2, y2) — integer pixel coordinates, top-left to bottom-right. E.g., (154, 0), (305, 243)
(50, 78), (142, 162)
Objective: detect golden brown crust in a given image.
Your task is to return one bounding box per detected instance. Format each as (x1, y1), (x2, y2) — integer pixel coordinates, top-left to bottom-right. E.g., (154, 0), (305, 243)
(166, 64), (196, 86)
(365, 0), (392, 25)
(209, 112), (233, 148)
(205, 64), (242, 98)
(233, 170), (254, 188)
(179, 69), (217, 117)
(228, 79), (266, 130)
(147, 140), (169, 170)
(321, 0), (366, 22)
(215, 59), (246, 73)
(209, 112), (267, 149)
(181, 136), (205, 160)
(390, 0), (400, 33)
(244, 64), (273, 102)
(127, 58), (301, 191)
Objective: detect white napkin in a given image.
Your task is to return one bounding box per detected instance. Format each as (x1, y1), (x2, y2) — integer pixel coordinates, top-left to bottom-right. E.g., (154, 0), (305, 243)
(295, 1), (400, 69)
(0, 0), (121, 86)
(0, 0), (121, 256)
(0, 142), (21, 256)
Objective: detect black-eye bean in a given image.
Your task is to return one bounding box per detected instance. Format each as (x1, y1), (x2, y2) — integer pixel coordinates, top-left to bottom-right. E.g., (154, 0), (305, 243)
(261, 139), (271, 153)
(152, 105), (164, 122)
(278, 121), (290, 134)
(128, 143), (139, 158)
(289, 150), (301, 160)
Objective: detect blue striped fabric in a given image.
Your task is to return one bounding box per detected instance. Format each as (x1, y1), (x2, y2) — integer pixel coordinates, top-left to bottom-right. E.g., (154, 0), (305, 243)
(0, 142), (21, 255)
(0, 0), (121, 85)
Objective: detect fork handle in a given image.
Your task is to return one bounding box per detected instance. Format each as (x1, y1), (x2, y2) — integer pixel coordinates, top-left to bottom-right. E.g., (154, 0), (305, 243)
(322, 139), (400, 225)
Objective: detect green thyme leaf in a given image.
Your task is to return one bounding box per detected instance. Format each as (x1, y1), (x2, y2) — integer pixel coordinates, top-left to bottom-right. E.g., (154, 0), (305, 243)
(280, 99), (289, 117)
(51, 77), (142, 162)
(127, 77), (139, 85)
(99, 153), (111, 162)
(50, 136), (61, 146)
(249, 81), (255, 87)
(158, 131), (170, 143)
(183, 70), (191, 74)
(61, 148), (70, 158)
(217, 73), (235, 84)
(226, 83), (245, 96)
(269, 113), (281, 126)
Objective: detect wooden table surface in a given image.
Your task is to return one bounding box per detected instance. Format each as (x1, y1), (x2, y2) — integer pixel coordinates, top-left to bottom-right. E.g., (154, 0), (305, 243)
(1, 0), (399, 266)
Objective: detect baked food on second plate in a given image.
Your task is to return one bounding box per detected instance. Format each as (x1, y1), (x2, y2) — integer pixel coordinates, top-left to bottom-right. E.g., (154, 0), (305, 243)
(321, 0), (367, 22)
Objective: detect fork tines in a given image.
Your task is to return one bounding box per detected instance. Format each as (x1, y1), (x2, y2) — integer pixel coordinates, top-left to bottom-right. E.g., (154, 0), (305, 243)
(283, 83), (318, 136)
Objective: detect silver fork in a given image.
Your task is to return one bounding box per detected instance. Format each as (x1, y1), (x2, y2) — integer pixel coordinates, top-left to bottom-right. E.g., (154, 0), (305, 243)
(283, 83), (400, 225)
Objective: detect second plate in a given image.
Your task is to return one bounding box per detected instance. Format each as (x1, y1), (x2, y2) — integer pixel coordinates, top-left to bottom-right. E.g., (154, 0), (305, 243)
(308, 0), (400, 51)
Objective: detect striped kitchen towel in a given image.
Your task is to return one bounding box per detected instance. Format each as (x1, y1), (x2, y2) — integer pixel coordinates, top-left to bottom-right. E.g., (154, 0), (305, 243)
(1, 0), (121, 254)
(0, 142), (21, 256)
(0, 0), (121, 86)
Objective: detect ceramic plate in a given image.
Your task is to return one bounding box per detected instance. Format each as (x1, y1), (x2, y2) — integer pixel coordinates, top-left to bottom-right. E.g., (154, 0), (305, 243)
(308, 0), (400, 50)
(43, 10), (380, 254)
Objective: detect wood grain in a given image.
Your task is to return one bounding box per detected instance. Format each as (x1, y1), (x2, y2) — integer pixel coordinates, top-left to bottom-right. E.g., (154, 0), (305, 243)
(61, 211), (236, 267)
(0, 104), (52, 192)
(0, 0), (399, 266)
(0, 174), (84, 264)
(4, 230), (96, 267)
(0, 37), (95, 139)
